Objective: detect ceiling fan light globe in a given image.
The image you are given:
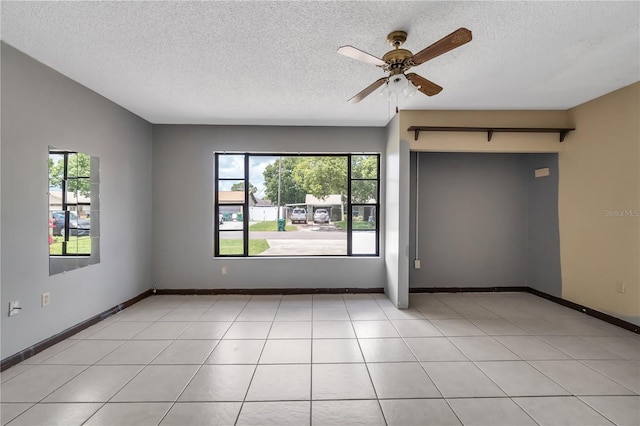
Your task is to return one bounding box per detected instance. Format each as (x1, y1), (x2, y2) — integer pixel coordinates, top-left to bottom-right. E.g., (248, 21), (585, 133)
(403, 83), (419, 97)
(388, 74), (408, 95)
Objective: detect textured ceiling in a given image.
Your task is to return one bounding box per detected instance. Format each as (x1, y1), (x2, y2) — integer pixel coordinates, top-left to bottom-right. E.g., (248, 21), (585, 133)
(1, 1), (639, 126)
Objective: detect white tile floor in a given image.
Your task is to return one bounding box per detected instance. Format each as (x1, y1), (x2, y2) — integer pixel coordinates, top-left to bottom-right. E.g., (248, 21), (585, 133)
(1, 292), (639, 425)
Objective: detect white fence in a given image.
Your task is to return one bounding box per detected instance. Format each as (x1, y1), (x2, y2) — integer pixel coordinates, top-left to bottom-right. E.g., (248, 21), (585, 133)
(249, 206), (279, 221)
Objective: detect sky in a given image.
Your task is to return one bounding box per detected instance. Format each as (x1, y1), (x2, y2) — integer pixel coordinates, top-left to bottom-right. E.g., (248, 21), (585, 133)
(217, 155), (279, 198)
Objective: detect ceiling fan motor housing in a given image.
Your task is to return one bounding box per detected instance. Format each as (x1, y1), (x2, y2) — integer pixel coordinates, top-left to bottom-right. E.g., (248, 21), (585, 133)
(382, 49), (413, 74)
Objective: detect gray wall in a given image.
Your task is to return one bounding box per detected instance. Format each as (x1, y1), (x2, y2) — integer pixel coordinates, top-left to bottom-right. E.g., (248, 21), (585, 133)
(1, 43), (153, 358)
(409, 152), (561, 293)
(152, 125), (387, 289)
(525, 154), (562, 297)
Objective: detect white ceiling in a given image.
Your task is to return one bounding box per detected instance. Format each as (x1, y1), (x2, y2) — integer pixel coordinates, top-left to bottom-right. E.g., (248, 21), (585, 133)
(1, 1), (638, 127)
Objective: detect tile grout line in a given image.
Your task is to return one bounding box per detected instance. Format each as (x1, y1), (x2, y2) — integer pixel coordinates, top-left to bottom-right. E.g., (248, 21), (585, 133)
(348, 294), (389, 426)
(383, 303), (461, 424)
(575, 358), (640, 394)
(232, 295), (281, 426)
(32, 331), (136, 411)
(87, 295), (226, 425)
(4, 293), (639, 425)
(74, 310), (169, 424)
(157, 316), (223, 425)
(391, 297), (554, 426)
(92, 296), (203, 424)
(574, 395), (638, 426)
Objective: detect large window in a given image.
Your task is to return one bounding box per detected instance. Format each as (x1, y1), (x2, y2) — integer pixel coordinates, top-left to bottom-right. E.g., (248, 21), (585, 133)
(214, 153), (380, 257)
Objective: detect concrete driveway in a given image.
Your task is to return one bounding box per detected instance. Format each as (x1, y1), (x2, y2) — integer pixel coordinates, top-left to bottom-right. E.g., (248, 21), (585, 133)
(219, 221), (375, 255)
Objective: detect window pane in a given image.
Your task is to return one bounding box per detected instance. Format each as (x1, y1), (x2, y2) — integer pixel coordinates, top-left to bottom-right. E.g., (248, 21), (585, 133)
(76, 237), (91, 255)
(77, 153), (91, 178)
(74, 177), (91, 201)
(247, 233), (273, 256)
(218, 238), (245, 256)
(67, 152), (79, 178)
(249, 229), (347, 256)
(66, 152), (90, 179)
(218, 155), (245, 179)
(351, 180), (377, 204)
(75, 210), (92, 241)
(49, 153), (64, 191)
(218, 218), (245, 256)
(49, 240), (63, 256)
(351, 155), (378, 179)
(219, 203), (245, 223)
(257, 156), (309, 209)
(218, 180), (246, 204)
(352, 231), (377, 255)
(246, 154), (348, 256)
(66, 208), (78, 236)
(249, 156), (279, 202)
(65, 236), (79, 255)
(352, 206), (377, 230)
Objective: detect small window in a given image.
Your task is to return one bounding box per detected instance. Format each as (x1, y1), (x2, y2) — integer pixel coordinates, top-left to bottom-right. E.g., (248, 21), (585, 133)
(214, 153), (380, 257)
(48, 148), (100, 274)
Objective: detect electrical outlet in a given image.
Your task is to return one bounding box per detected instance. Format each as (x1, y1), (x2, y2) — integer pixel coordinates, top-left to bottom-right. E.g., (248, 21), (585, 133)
(414, 259), (421, 269)
(616, 281), (626, 294)
(41, 292), (50, 307)
(221, 266), (228, 276)
(8, 301), (21, 317)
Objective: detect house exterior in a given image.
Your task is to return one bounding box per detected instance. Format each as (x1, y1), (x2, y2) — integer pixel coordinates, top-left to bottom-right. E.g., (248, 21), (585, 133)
(48, 190), (91, 217)
(217, 190), (256, 220)
(304, 194), (344, 222)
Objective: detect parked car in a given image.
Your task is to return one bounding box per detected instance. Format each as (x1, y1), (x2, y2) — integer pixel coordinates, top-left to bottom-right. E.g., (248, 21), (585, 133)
(290, 208), (307, 224)
(313, 208), (330, 224)
(51, 211), (90, 237)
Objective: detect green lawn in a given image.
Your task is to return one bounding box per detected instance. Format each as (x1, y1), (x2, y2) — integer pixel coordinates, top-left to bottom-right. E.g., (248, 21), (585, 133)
(219, 239), (270, 255)
(49, 236), (91, 255)
(249, 221), (297, 232)
(334, 220), (376, 231)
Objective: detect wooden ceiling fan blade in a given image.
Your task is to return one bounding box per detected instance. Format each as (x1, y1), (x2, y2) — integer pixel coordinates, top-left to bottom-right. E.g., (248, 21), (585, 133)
(406, 73), (443, 96)
(347, 77), (388, 103)
(410, 28), (472, 65)
(337, 45), (385, 66)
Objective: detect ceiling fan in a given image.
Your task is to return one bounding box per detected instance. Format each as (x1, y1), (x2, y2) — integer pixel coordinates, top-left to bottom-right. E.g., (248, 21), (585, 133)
(337, 28), (472, 103)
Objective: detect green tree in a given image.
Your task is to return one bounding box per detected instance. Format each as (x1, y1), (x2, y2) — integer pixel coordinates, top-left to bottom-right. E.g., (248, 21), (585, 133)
(263, 157), (307, 206)
(262, 155), (378, 205)
(351, 155), (377, 179)
(350, 155), (378, 203)
(49, 152), (91, 197)
(292, 156), (347, 201)
(230, 181), (257, 195)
